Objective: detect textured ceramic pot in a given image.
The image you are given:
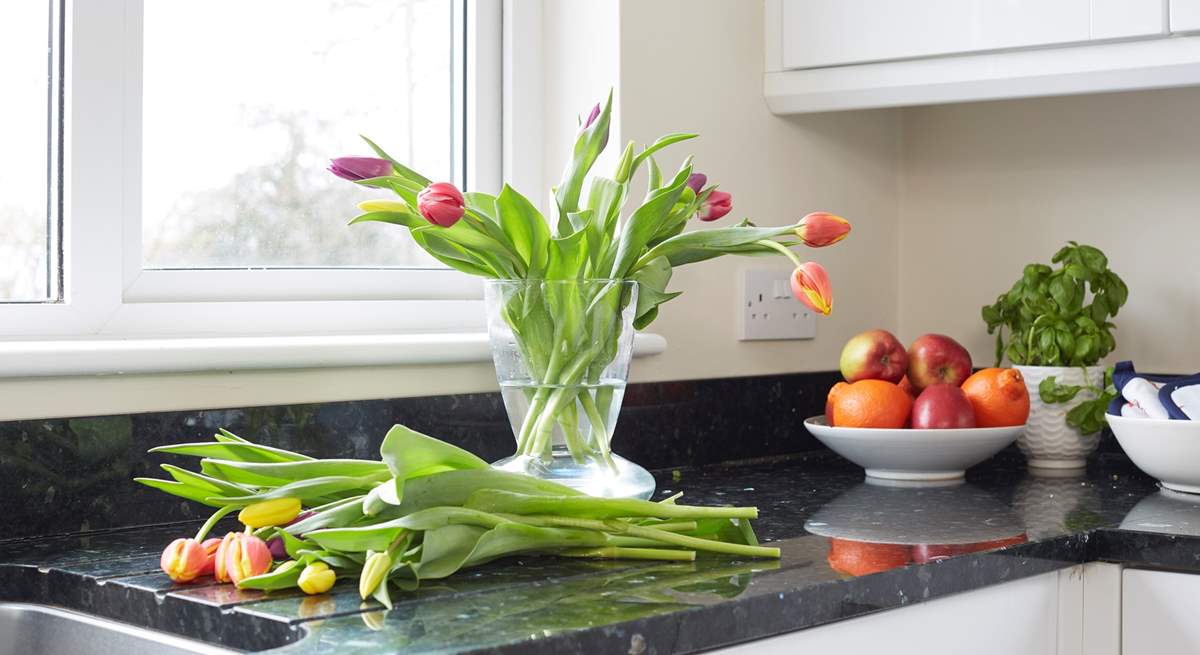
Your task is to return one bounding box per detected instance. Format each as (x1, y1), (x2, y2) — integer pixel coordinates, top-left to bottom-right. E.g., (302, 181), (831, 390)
(1015, 365), (1105, 469)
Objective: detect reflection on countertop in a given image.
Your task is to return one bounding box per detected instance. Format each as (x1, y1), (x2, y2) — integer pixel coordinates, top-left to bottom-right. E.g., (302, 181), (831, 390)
(2, 450), (1196, 655)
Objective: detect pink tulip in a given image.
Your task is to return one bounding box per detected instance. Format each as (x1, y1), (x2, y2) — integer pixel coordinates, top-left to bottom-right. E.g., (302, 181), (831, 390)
(417, 182), (466, 227)
(213, 532), (237, 583)
(796, 212), (851, 248)
(160, 538), (209, 584)
(697, 190), (733, 222)
(328, 156), (392, 181)
(685, 173), (707, 195)
(791, 262), (833, 316)
(197, 537), (222, 576)
(223, 532), (273, 586)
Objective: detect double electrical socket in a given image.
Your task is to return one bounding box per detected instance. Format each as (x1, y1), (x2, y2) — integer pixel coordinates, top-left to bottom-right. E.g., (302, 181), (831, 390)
(738, 269), (817, 341)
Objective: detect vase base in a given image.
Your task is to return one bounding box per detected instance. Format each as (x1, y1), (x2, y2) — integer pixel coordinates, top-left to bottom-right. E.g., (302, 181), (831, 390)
(1026, 458), (1088, 470)
(491, 451), (656, 500)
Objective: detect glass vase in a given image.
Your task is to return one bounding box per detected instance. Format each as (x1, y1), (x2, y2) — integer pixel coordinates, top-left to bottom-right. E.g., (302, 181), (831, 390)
(484, 279), (655, 499)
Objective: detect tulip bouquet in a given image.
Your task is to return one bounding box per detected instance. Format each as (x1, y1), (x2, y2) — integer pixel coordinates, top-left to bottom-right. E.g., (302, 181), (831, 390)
(140, 426), (776, 606)
(330, 92), (850, 483)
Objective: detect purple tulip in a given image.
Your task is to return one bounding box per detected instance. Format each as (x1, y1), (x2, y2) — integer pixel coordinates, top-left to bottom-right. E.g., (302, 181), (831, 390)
(266, 536), (287, 560)
(686, 174), (707, 195)
(583, 103), (601, 129)
(328, 156), (392, 181)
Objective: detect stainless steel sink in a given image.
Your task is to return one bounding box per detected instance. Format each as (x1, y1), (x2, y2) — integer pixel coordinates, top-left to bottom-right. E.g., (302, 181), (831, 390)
(0, 602), (233, 655)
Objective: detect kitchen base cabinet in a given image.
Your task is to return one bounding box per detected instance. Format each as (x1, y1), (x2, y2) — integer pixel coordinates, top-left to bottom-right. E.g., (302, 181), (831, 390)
(1122, 569), (1200, 654)
(714, 563), (1124, 654)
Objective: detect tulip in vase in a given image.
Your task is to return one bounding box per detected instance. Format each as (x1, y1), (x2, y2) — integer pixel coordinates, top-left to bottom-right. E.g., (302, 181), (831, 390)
(330, 92), (851, 498)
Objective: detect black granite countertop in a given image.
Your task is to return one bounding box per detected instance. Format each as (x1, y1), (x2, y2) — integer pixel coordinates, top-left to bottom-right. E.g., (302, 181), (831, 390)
(3, 450), (1198, 654)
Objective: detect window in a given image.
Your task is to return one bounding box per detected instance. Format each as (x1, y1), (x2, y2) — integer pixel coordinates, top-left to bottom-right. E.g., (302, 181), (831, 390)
(0, 0), (502, 344)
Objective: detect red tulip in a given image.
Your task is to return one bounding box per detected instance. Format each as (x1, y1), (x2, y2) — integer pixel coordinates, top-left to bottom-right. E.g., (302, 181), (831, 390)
(328, 156), (392, 181)
(791, 262), (833, 316)
(417, 182), (466, 227)
(796, 212), (851, 248)
(697, 190), (732, 222)
(160, 538), (208, 584)
(223, 532), (273, 586)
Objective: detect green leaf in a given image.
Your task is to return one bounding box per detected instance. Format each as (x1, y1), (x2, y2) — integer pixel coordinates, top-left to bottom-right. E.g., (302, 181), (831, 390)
(361, 135), (431, 186)
(631, 133), (699, 176)
(630, 255), (678, 330)
(201, 458), (388, 488)
(216, 475), (380, 504)
(496, 184), (550, 274)
(148, 442), (313, 464)
(636, 222), (797, 271)
(464, 490), (758, 520)
(1078, 245), (1108, 272)
(378, 425), (489, 505)
(133, 478), (229, 508)
(1038, 376), (1083, 403)
(608, 164), (691, 278)
(555, 90), (612, 215)
(237, 561), (302, 591)
(160, 464), (251, 497)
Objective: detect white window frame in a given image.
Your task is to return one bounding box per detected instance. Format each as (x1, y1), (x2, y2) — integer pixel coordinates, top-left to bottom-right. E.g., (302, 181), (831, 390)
(0, 0), (666, 376)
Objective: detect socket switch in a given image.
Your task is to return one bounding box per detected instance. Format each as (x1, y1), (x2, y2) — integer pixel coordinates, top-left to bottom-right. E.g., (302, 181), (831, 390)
(738, 268), (817, 341)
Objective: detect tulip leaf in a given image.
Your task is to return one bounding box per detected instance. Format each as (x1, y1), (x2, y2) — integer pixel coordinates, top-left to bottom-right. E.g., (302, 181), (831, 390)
(214, 428), (250, 444)
(635, 223), (796, 271)
(630, 255), (679, 330)
(237, 561), (302, 591)
(464, 490), (758, 520)
(496, 184), (550, 275)
(133, 478), (228, 508)
(283, 496), (367, 536)
(361, 135), (431, 187)
(378, 425), (488, 504)
(555, 91), (612, 216)
(160, 464), (251, 497)
(216, 476), (380, 505)
(149, 442), (313, 464)
(607, 163), (691, 279)
(201, 458), (389, 487)
(631, 133), (699, 176)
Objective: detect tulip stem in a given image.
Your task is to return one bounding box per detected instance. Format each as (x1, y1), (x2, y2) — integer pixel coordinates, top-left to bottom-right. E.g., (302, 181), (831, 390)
(195, 505), (238, 542)
(756, 239), (804, 268)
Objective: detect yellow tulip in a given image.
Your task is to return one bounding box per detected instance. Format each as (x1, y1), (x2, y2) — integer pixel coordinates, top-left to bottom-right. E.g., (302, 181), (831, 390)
(237, 497), (301, 528)
(359, 551), (392, 599)
(298, 561), (337, 595)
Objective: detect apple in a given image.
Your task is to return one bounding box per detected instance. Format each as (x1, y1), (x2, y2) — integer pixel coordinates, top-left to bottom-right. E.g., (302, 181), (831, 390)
(840, 329), (908, 384)
(907, 333), (973, 391)
(912, 384), (976, 429)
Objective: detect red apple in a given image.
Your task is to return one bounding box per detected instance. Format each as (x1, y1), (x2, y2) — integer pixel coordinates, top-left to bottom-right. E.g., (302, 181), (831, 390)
(912, 384), (976, 429)
(907, 333), (973, 391)
(839, 329), (908, 384)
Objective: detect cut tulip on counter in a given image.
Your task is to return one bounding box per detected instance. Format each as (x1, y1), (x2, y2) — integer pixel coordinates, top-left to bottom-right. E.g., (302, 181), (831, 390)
(137, 426), (778, 606)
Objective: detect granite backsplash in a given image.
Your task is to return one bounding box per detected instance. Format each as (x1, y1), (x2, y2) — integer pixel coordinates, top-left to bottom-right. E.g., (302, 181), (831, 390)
(0, 371), (843, 541)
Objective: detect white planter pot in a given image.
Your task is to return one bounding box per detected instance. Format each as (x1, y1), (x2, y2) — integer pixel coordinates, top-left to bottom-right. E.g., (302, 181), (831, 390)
(1015, 365), (1106, 469)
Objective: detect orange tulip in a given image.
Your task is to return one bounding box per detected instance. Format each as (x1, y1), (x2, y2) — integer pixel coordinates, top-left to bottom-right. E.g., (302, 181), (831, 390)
(197, 537), (221, 576)
(796, 212), (850, 248)
(224, 532), (273, 586)
(213, 532), (238, 583)
(160, 538), (209, 584)
(790, 262), (833, 316)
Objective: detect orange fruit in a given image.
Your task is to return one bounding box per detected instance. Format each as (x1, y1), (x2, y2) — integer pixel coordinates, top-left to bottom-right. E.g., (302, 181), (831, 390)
(825, 381), (850, 425)
(960, 368), (1030, 427)
(831, 379), (913, 429)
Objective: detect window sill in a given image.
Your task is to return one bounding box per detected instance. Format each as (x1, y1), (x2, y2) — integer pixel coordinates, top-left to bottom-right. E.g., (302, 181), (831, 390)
(0, 332), (668, 379)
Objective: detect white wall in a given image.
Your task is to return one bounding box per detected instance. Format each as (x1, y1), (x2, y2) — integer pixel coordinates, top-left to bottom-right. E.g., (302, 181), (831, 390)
(899, 87), (1200, 373)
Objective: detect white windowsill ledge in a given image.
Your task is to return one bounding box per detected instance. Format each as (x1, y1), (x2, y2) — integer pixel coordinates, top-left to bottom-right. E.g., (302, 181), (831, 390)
(0, 333), (668, 379)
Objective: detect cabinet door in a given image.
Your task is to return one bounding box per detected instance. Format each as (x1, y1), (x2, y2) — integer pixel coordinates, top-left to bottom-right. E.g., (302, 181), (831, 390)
(1173, 0), (1200, 32)
(1123, 569), (1200, 654)
(779, 0), (1164, 70)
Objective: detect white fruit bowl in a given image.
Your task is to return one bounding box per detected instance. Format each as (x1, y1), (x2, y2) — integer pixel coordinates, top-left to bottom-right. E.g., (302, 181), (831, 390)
(804, 416), (1024, 481)
(1107, 413), (1200, 494)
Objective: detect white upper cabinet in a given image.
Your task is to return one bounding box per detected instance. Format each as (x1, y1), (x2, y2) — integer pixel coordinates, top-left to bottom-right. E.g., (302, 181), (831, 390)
(765, 0), (1200, 113)
(781, 0), (1163, 70)
(1173, 0), (1200, 33)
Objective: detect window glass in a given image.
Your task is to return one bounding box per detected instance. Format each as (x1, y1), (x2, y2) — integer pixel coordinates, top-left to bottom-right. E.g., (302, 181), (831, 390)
(0, 1), (54, 301)
(141, 0), (456, 268)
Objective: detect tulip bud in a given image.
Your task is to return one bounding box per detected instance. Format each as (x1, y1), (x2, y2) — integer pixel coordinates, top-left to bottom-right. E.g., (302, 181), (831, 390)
(790, 262), (833, 316)
(357, 199), (412, 214)
(583, 103), (601, 129)
(224, 533), (273, 586)
(266, 537), (287, 560)
(685, 173), (707, 195)
(416, 182), (466, 228)
(796, 212), (851, 248)
(613, 141), (635, 183)
(238, 498), (302, 529)
(298, 561), (337, 595)
(359, 551), (392, 599)
(198, 537), (222, 576)
(328, 156), (393, 181)
(160, 538), (208, 584)
(697, 190), (733, 222)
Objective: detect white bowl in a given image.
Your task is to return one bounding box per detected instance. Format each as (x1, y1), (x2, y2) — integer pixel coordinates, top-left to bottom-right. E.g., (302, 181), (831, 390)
(803, 416), (1024, 481)
(1107, 413), (1200, 494)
